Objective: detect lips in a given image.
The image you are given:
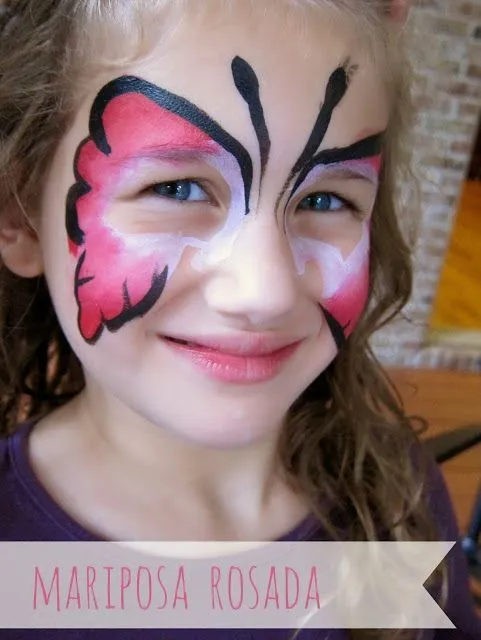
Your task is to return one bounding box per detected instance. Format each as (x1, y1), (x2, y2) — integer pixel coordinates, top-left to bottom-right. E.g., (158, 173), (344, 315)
(159, 333), (302, 384)
(160, 334), (302, 356)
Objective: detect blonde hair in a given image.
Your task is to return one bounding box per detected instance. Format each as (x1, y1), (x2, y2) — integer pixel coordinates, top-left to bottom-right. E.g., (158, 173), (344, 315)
(0, 3), (443, 638)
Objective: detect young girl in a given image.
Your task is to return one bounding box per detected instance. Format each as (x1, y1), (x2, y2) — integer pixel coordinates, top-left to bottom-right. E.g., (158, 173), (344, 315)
(0, 0), (479, 638)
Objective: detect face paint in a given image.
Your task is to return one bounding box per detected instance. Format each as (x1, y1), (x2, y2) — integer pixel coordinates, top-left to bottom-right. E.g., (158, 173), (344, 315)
(275, 63), (383, 349)
(231, 56), (271, 178)
(67, 58), (384, 351)
(285, 158), (380, 348)
(191, 56), (274, 272)
(194, 62), (383, 332)
(66, 74), (255, 343)
(287, 133), (383, 205)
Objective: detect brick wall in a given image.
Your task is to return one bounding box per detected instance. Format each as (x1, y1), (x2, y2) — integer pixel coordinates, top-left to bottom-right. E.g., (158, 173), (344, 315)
(371, 0), (481, 370)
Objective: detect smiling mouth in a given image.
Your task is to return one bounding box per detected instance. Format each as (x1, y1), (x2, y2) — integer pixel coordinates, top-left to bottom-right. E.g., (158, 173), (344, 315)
(160, 333), (303, 356)
(159, 335), (303, 384)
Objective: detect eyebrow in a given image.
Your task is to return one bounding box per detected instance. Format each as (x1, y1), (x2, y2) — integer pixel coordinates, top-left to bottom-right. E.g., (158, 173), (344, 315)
(284, 132), (384, 204)
(310, 163), (380, 185)
(112, 144), (221, 168)
(88, 75), (254, 214)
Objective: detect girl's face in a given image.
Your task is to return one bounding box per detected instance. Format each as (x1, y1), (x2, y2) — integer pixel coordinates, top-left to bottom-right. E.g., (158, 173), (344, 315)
(39, 5), (389, 447)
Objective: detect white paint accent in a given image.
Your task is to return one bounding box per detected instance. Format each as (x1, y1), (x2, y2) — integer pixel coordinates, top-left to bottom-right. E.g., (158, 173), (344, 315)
(109, 158), (374, 300)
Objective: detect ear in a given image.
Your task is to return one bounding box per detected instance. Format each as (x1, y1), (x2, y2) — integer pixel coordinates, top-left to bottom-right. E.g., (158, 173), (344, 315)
(0, 202), (43, 278)
(389, 0), (411, 24)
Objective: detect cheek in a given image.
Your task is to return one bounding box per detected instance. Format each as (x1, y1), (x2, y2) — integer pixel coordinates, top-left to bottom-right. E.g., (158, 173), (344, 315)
(73, 233), (168, 343)
(64, 89), (226, 344)
(287, 221), (370, 351)
(70, 163), (194, 343)
(321, 255), (370, 337)
(289, 221), (370, 333)
(67, 142), (171, 342)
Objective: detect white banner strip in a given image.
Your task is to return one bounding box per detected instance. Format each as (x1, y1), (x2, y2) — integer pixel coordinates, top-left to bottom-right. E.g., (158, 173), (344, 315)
(0, 541), (455, 630)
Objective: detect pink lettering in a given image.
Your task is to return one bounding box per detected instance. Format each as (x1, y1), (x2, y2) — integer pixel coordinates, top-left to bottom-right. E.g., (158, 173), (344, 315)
(65, 566), (81, 609)
(227, 566), (243, 611)
(211, 565), (223, 609)
(264, 567), (280, 609)
(248, 566), (259, 610)
(173, 566), (188, 610)
(120, 567), (131, 610)
(103, 566), (116, 609)
(86, 566), (98, 610)
(285, 567), (299, 609)
(305, 567), (321, 609)
(156, 566), (169, 610)
(33, 566), (60, 611)
(136, 567), (153, 611)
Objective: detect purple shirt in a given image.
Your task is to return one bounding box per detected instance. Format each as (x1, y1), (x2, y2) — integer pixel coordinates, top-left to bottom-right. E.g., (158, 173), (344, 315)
(0, 421), (480, 639)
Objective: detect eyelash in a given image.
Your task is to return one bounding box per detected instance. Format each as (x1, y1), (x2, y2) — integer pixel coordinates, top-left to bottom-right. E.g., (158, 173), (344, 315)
(297, 191), (364, 216)
(140, 181), (364, 218)
(335, 192), (360, 212)
(141, 179), (213, 201)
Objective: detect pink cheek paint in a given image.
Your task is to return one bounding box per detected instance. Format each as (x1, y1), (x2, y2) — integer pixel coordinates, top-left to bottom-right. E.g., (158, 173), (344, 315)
(365, 155), (382, 174)
(287, 156), (380, 347)
(69, 92), (222, 343)
(319, 158), (378, 339)
(322, 257), (370, 338)
(288, 223), (371, 350)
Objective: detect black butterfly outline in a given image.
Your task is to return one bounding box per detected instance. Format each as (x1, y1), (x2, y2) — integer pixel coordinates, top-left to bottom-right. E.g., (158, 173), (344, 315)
(66, 56), (383, 346)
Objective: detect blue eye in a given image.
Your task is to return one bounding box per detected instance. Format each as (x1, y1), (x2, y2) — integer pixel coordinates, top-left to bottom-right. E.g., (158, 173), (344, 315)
(151, 180), (209, 202)
(297, 192), (346, 213)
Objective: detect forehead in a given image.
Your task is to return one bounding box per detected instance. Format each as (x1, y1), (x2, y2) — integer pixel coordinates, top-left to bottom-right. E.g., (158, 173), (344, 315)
(75, 2), (389, 165)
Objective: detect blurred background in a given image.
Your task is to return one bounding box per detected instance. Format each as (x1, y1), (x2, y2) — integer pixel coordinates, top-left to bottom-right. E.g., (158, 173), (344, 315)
(375, 0), (481, 605)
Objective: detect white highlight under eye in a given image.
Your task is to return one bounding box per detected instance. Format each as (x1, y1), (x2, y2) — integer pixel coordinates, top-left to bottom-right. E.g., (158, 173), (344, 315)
(288, 221), (370, 299)
(107, 152), (372, 304)
(108, 148), (247, 275)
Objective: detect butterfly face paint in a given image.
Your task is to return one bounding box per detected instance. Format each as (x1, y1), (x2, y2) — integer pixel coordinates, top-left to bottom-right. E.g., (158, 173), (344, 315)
(286, 156), (382, 347)
(66, 74), (254, 343)
(66, 57), (383, 348)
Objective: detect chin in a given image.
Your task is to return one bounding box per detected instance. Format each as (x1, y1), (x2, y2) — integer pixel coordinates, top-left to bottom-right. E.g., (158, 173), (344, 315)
(157, 407), (286, 450)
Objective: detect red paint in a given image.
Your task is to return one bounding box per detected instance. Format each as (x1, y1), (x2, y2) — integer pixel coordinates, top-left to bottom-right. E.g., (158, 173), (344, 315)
(71, 93), (221, 342)
(365, 154), (382, 174)
(160, 337), (302, 384)
(339, 155), (381, 177)
(71, 91), (377, 345)
(322, 264), (370, 338)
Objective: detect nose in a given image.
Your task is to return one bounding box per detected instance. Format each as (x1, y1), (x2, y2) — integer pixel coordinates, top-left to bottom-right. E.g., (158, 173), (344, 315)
(202, 215), (299, 326)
